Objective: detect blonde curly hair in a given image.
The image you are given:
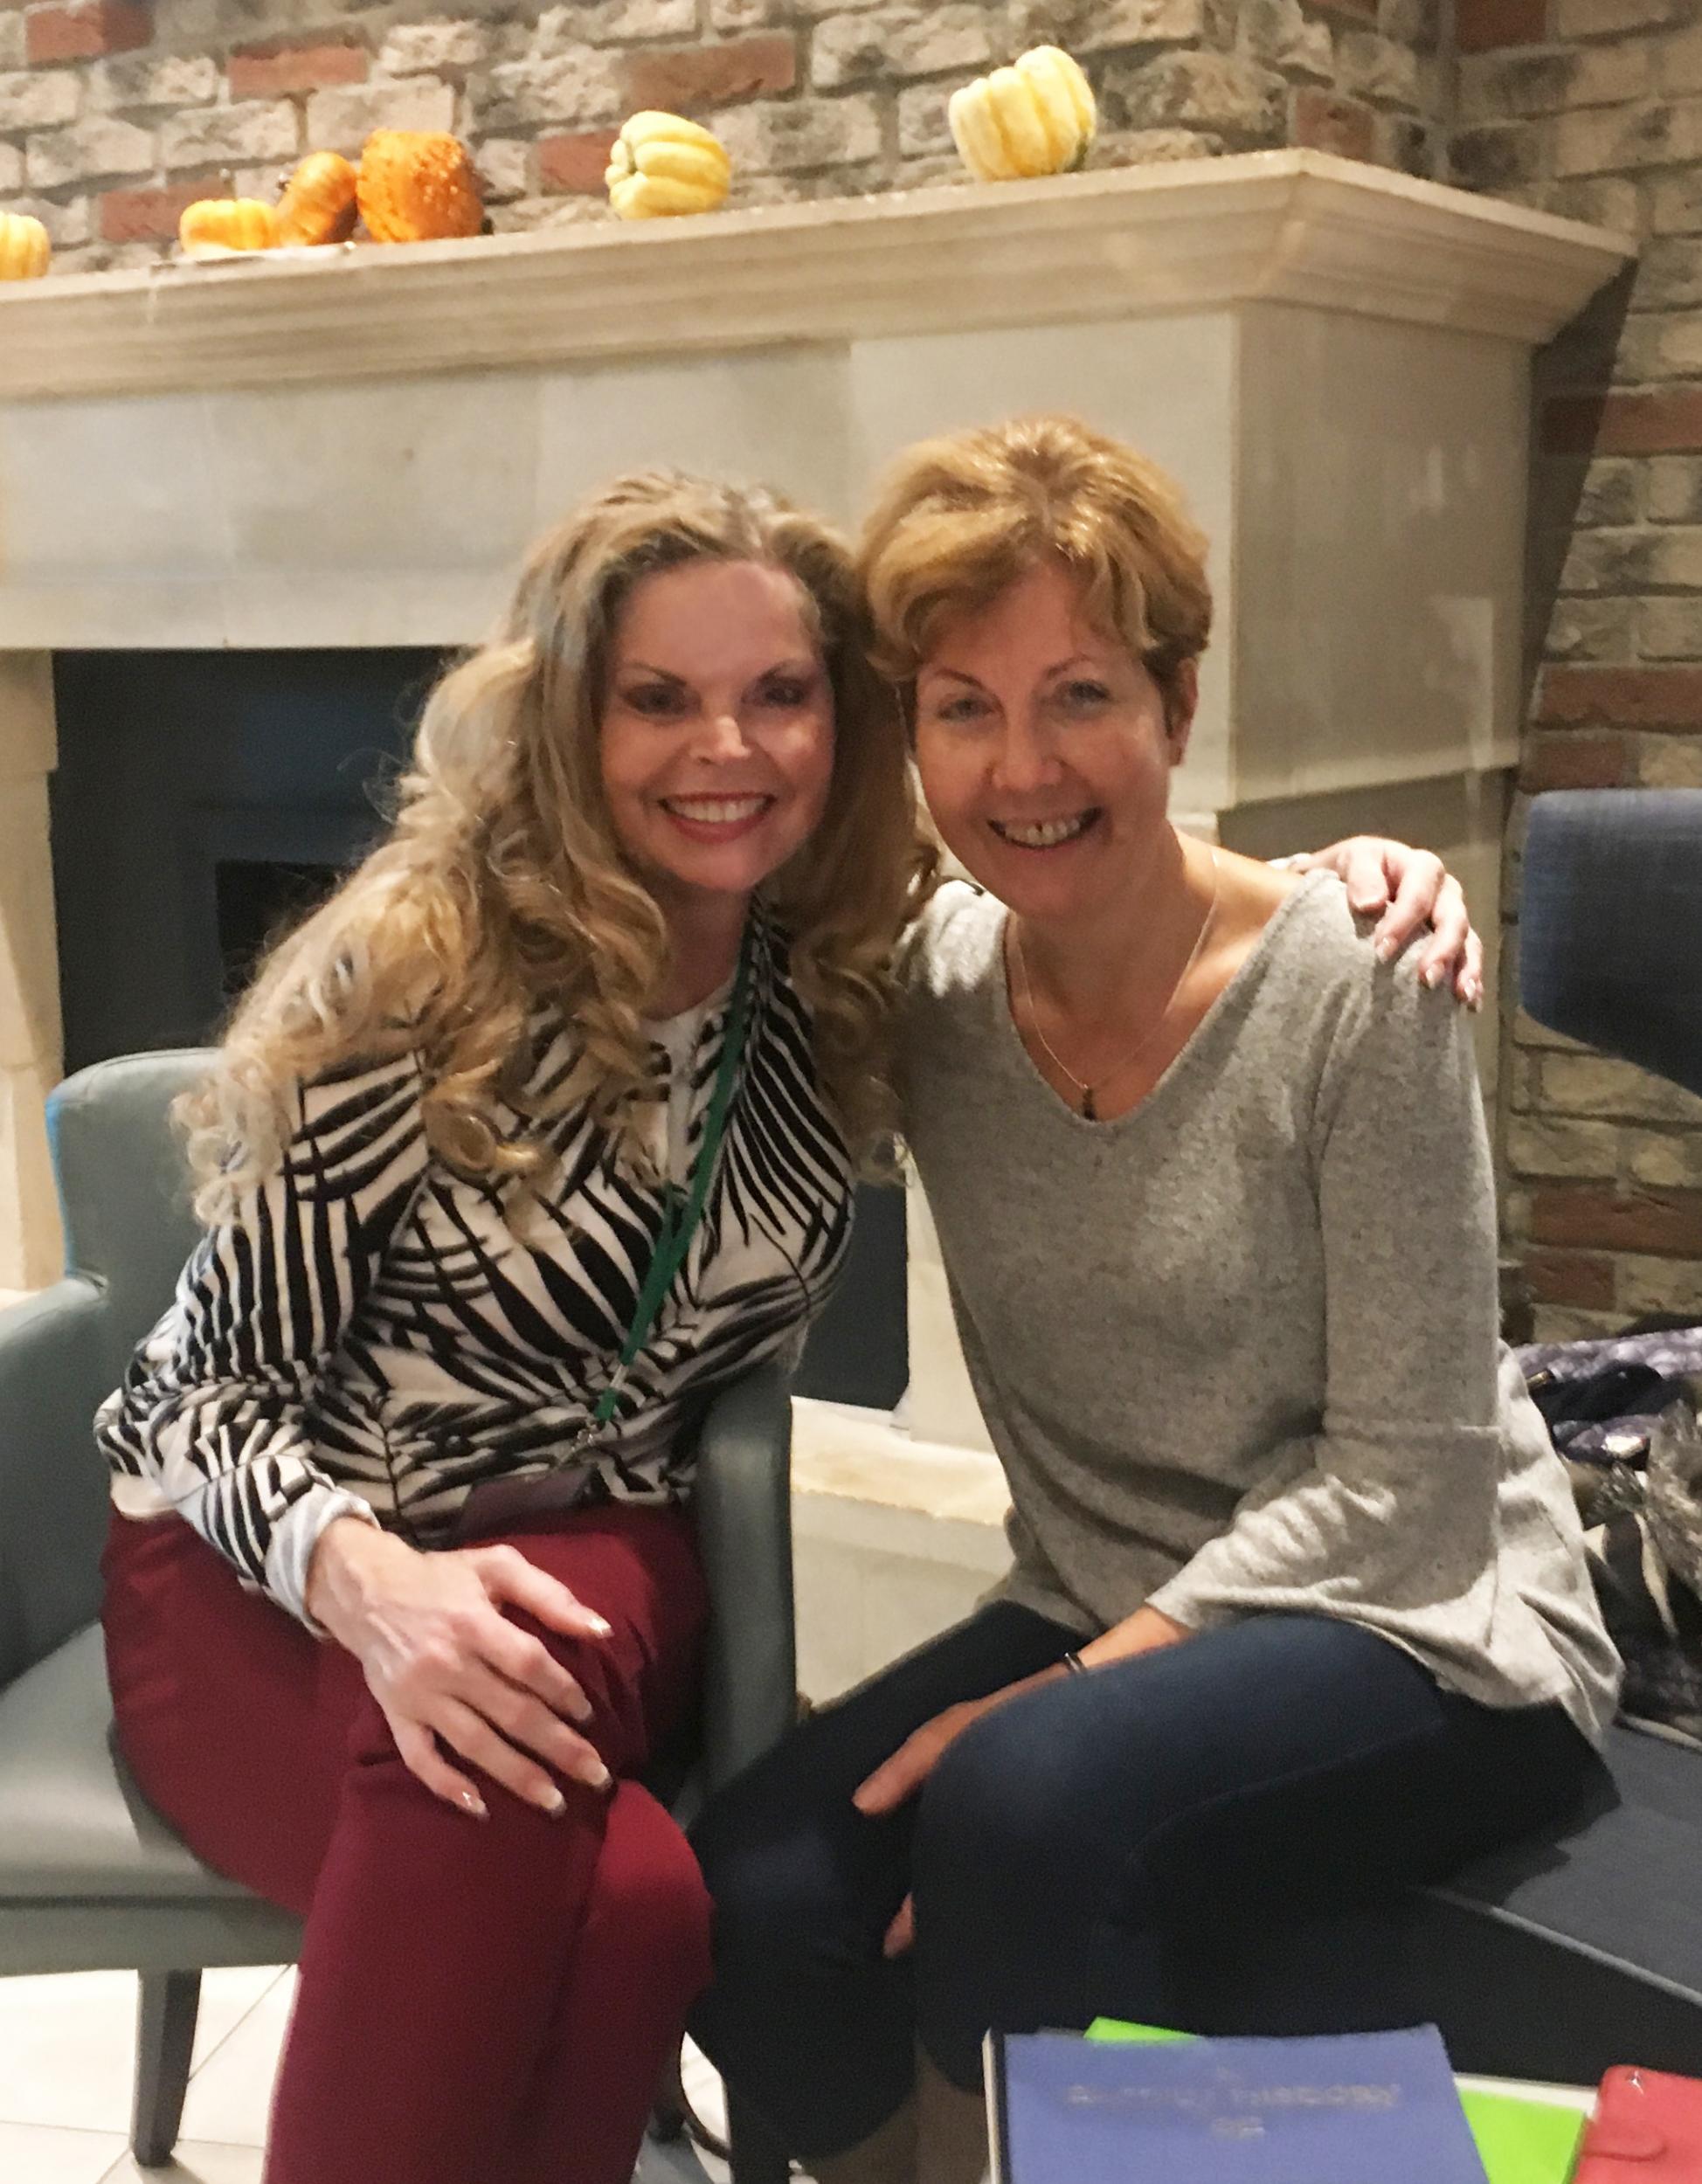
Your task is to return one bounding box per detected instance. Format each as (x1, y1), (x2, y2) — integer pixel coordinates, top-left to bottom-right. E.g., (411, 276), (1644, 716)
(182, 470), (934, 1225)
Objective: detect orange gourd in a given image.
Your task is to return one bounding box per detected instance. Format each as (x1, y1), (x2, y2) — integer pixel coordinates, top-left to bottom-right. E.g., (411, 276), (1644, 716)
(277, 151), (360, 247)
(178, 198), (280, 256)
(356, 130), (482, 243)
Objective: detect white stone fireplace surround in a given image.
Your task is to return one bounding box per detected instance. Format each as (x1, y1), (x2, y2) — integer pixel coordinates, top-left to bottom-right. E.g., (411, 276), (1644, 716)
(0, 153), (1628, 1526)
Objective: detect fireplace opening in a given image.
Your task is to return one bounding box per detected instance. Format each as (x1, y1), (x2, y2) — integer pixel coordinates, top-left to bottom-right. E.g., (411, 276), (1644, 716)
(52, 647), (434, 1071)
(214, 858), (342, 1008)
(49, 646), (904, 1406)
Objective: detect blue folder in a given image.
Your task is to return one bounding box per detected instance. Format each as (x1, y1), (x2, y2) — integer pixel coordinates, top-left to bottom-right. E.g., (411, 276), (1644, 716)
(987, 2022), (1490, 2182)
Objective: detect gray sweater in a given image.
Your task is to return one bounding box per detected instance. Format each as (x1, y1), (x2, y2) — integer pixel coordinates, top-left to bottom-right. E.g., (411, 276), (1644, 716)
(897, 873), (1622, 1745)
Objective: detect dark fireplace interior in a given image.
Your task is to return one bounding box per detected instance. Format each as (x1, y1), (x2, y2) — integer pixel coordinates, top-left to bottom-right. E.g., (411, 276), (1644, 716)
(52, 648), (429, 1070)
(49, 648), (904, 1407)
(215, 857), (346, 1010)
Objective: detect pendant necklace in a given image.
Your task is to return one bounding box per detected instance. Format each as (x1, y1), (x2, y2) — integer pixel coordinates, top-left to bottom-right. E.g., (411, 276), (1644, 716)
(1010, 848), (1220, 1123)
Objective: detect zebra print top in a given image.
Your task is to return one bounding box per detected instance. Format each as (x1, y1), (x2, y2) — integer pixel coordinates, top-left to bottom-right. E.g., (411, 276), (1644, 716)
(94, 909), (852, 1624)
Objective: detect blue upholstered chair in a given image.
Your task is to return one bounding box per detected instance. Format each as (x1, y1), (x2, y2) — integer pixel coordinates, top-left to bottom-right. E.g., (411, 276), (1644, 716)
(1520, 788), (1702, 1102)
(0, 1048), (799, 2171)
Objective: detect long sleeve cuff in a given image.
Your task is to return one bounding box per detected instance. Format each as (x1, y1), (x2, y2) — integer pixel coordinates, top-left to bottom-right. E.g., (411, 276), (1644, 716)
(264, 1484), (384, 1632)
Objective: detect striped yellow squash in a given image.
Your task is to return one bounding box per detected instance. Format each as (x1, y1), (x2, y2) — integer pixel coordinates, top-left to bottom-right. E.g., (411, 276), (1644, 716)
(605, 111), (732, 219)
(948, 46), (1097, 182)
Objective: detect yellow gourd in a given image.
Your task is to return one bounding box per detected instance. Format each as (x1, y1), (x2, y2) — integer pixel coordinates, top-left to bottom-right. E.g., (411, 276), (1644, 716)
(277, 150), (360, 247)
(948, 45), (1096, 182)
(605, 111), (731, 219)
(357, 130), (482, 243)
(0, 211), (51, 280)
(177, 198), (281, 256)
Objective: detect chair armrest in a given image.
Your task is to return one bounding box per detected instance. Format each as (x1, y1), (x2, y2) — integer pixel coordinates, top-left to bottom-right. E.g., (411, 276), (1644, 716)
(693, 1364), (796, 1796)
(0, 1280), (113, 1686)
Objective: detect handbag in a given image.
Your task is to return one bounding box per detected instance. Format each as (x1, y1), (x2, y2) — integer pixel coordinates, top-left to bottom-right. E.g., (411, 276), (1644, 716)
(1518, 1327), (1702, 1752)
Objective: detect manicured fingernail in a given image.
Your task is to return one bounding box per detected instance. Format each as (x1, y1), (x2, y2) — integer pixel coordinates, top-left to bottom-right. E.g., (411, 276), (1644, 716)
(1374, 935), (1397, 963)
(1423, 962), (1447, 989)
(460, 1788), (488, 1821)
(585, 1761), (612, 1794)
(588, 1614), (612, 1636)
(543, 1788), (568, 1818)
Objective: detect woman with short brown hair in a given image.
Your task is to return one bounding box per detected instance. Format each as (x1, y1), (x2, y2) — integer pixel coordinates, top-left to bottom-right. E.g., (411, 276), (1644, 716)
(689, 418), (1619, 2184)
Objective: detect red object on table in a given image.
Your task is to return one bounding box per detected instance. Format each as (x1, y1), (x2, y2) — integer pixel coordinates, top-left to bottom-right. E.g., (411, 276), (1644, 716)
(1572, 2067), (1702, 2179)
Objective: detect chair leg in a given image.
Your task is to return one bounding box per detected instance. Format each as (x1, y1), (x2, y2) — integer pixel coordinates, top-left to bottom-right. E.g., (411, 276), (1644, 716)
(648, 2042), (689, 2144)
(132, 1969), (201, 2168)
(727, 2085), (793, 2184)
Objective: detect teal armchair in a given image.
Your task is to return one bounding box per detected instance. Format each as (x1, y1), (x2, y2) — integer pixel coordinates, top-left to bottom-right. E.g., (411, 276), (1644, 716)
(0, 1050), (798, 2170)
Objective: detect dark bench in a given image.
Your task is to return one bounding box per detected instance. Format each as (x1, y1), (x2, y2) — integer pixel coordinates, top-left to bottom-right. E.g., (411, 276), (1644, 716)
(1418, 788), (1702, 2080)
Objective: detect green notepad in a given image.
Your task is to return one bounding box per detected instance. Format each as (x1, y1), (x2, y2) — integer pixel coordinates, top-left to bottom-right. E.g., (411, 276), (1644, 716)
(1455, 2088), (1585, 2184)
(1085, 2021), (1584, 2184)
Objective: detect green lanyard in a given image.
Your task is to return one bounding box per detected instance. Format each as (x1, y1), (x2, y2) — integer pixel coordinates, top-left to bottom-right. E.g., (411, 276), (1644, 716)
(590, 925), (754, 1430)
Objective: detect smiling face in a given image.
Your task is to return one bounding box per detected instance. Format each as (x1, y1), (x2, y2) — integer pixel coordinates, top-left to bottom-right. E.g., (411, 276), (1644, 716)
(911, 559), (1195, 928)
(598, 556), (837, 917)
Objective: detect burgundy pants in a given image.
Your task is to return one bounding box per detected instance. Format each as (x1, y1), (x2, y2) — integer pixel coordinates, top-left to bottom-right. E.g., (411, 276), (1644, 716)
(101, 1503), (711, 2184)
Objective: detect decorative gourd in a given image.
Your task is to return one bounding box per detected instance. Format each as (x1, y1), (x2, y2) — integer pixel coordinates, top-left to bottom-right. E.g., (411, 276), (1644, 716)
(356, 130), (482, 243)
(277, 150), (360, 247)
(605, 111), (731, 219)
(0, 211), (52, 280)
(177, 197), (281, 256)
(948, 45), (1096, 182)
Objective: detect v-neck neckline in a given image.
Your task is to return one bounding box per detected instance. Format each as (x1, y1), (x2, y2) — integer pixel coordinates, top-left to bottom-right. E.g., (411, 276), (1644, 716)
(994, 871), (1327, 1134)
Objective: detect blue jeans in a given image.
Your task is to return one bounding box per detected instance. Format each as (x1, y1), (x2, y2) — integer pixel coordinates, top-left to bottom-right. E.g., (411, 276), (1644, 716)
(688, 1604), (1599, 2160)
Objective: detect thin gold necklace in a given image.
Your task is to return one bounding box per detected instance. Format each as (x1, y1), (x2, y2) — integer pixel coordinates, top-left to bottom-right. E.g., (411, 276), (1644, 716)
(1010, 847), (1221, 1123)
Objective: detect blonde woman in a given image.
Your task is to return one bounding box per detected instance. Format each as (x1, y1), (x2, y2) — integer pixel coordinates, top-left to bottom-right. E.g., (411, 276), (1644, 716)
(94, 473), (924, 2184)
(688, 420), (1620, 2184)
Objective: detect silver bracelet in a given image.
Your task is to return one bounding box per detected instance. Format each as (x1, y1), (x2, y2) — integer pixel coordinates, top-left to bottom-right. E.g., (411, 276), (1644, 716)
(1060, 1648), (1088, 1676)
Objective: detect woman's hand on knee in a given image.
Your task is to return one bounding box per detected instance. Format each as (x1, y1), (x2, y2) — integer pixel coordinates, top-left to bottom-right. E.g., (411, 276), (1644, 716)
(305, 1518), (615, 1818)
(852, 1699), (990, 1824)
(854, 1708), (994, 1962)
(852, 1664), (1089, 1955)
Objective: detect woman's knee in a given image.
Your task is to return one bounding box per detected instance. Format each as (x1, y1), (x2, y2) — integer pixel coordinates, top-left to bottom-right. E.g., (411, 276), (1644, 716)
(694, 1763), (885, 1981)
(915, 1704), (1065, 1897)
(590, 1784), (712, 2001)
(694, 1809), (821, 1965)
(695, 1755), (808, 1922)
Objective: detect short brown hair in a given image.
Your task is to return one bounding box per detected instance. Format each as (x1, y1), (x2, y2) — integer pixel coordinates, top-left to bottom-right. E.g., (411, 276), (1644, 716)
(857, 414), (1214, 728)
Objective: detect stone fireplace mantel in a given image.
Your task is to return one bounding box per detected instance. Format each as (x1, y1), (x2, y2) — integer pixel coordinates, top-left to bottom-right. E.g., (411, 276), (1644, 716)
(0, 149), (1622, 407)
(0, 150), (1632, 1393)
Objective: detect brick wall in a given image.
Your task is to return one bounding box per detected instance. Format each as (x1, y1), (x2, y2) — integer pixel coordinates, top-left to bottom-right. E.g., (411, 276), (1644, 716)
(1455, 0), (1702, 1338)
(0, 1), (1443, 268)
(4, 0), (1699, 1336)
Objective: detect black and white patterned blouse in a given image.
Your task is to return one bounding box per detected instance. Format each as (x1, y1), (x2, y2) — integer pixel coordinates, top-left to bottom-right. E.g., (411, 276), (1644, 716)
(95, 910), (852, 1622)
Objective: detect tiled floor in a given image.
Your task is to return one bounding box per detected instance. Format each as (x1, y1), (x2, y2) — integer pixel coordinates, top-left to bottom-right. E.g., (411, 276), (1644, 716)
(0, 1959), (1600, 2183)
(0, 1967), (737, 2182)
